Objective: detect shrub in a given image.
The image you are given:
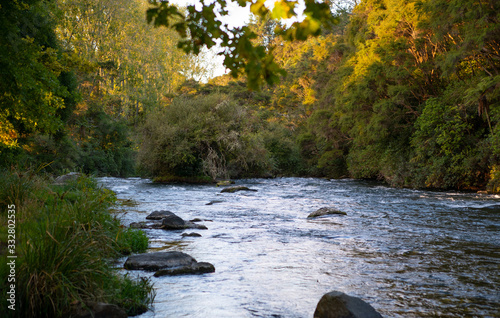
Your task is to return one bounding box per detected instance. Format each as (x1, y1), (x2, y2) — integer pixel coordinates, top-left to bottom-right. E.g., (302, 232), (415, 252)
(138, 93), (274, 180)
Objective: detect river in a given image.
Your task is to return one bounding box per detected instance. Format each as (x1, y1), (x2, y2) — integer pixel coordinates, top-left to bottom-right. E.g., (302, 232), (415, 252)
(98, 177), (500, 317)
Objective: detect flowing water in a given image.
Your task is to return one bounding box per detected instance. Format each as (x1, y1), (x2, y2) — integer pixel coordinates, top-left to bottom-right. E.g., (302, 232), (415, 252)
(98, 177), (500, 317)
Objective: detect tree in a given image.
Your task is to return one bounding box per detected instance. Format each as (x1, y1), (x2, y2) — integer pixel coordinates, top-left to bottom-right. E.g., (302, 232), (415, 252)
(0, 0), (77, 151)
(146, 0), (338, 89)
(56, 0), (205, 122)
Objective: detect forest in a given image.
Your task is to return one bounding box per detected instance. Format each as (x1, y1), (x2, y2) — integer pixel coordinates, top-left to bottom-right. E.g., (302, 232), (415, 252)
(0, 0), (499, 316)
(1, 0), (499, 191)
(1, 0), (499, 192)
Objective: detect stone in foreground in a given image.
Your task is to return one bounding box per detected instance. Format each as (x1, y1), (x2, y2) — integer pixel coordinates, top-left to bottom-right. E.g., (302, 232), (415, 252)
(124, 251), (215, 277)
(308, 207), (347, 218)
(314, 291), (383, 318)
(124, 251), (197, 271)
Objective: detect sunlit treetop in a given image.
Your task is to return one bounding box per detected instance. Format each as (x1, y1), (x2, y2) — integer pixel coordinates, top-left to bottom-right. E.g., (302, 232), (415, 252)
(147, 0), (338, 89)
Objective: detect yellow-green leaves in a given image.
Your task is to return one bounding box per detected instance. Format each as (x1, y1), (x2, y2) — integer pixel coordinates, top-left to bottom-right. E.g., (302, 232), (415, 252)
(271, 1), (297, 20)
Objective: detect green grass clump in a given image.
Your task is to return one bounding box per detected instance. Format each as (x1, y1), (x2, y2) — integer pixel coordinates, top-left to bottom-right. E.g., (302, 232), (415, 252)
(112, 274), (155, 316)
(119, 228), (149, 254)
(0, 169), (154, 317)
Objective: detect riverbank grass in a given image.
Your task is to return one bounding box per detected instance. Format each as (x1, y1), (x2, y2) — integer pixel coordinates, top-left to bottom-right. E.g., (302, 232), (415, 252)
(0, 170), (154, 317)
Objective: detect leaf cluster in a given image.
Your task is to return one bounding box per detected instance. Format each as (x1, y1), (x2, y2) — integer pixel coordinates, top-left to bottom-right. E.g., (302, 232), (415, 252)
(146, 0), (338, 89)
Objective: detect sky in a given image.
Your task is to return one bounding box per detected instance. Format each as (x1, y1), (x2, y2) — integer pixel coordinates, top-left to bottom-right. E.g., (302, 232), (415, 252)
(168, 0), (253, 78)
(167, 0), (305, 79)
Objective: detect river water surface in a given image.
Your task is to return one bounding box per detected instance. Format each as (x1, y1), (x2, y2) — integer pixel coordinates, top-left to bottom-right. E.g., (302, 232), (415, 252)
(98, 177), (500, 317)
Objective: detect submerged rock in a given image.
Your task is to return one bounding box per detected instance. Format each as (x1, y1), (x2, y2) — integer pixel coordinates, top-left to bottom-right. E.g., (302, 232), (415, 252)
(183, 222), (208, 230)
(220, 186), (258, 193)
(206, 200), (224, 205)
(146, 210), (175, 220)
(308, 207), (347, 218)
(313, 291), (383, 318)
(181, 232), (202, 237)
(189, 218), (213, 222)
(129, 221), (163, 229)
(124, 251), (215, 277)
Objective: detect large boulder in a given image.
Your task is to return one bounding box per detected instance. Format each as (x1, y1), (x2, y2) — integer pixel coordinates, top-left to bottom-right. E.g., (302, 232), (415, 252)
(124, 251), (197, 271)
(308, 207), (347, 218)
(161, 214), (186, 229)
(124, 251), (215, 277)
(146, 210), (175, 220)
(313, 291), (383, 318)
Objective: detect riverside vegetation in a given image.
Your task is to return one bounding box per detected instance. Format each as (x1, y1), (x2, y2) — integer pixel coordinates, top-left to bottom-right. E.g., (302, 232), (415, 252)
(0, 171), (153, 317)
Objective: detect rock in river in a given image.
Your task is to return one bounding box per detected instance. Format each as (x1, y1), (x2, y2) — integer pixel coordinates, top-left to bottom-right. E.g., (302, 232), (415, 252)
(181, 232), (202, 237)
(124, 251), (215, 276)
(131, 211), (208, 230)
(220, 186), (258, 193)
(161, 214), (187, 229)
(313, 291), (383, 318)
(154, 262), (215, 277)
(146, 210), (176, 220)
(308, 207), (347, 218)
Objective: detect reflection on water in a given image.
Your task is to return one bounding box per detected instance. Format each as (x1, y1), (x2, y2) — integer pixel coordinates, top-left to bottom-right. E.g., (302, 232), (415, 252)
(99, 177), (500, 317)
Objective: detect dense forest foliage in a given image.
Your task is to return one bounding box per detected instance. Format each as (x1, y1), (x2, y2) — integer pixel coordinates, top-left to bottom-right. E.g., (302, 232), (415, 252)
(1, 0), (207, 175)
(281, 0), (500, 192)
(1, 0), (499, 192)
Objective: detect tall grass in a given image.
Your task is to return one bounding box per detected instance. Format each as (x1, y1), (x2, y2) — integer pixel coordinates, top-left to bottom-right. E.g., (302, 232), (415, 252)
(0, 169), (154, 317)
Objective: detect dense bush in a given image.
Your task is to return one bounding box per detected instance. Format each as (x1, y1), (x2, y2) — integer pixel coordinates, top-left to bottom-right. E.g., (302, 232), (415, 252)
(278, 0), (500, 191)
(138, 93), (302, 180)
